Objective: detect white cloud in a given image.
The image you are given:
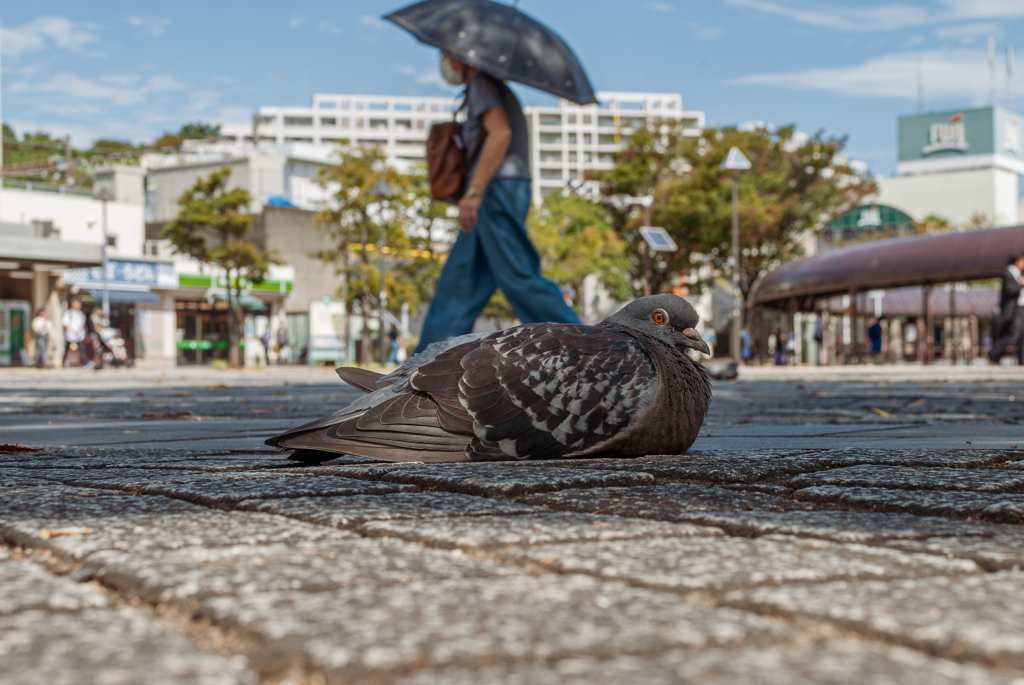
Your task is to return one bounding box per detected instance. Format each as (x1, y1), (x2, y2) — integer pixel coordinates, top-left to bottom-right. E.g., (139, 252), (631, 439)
(725, 0), (1024, 32)
(733, 48), (1023, 100)
(934, 22), (1002, 43)
(359, 15), (385, 29)
(317, 21), (343, 35)
(688, 22), (723, 40)
(289, 16), (306, 29)
(0, 16), (97, 56)
(125, 16), (171, 36)
(395, 64), (449, 88)
(646, 2), (674, 12)
(9, 72), (188, 107)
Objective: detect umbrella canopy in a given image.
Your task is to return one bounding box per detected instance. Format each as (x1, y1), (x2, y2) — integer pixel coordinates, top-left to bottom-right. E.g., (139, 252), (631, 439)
(384, 0), (596, 105)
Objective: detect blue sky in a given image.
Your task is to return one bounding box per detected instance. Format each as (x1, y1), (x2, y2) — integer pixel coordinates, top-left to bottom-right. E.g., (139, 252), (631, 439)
(2, 0), (1024, 176)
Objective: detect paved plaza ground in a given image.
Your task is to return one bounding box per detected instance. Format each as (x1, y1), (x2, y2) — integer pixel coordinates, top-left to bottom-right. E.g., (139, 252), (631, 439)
(3, 363), (1024, 683)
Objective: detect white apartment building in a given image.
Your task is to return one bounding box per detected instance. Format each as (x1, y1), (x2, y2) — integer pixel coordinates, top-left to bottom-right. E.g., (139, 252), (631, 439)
(220, 91), (705, 205)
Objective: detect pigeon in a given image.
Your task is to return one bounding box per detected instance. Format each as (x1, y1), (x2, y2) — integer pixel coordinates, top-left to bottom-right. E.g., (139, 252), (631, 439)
(267, 294), (712, 463)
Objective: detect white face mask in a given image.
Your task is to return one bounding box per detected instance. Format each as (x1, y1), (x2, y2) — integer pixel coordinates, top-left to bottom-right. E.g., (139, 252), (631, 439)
(440, 55), (465, 86)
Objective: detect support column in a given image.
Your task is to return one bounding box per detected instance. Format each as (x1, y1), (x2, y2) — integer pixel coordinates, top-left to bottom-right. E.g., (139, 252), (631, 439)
(923, 285), (933, 365)
(848, 288), (858, 363)
(970, 315), (979, 363)
(821, 310), (830, 366)
(949, 284), (957, 364)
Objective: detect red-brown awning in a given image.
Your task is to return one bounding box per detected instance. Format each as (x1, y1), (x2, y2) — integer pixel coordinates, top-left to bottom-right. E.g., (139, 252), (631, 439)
(748, 224), (1024, 308)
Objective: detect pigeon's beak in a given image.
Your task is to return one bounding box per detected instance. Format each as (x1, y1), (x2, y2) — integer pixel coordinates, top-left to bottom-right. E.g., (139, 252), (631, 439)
(680, 328), (711, 356)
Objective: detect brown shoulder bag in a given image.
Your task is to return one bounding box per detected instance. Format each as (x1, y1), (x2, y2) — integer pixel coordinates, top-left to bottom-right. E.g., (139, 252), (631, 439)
(426, 93), (486, 204)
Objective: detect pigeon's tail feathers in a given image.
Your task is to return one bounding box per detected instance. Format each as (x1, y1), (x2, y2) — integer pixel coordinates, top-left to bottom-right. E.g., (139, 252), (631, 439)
(335, 367), (396, 393)
(275, 430), (473, 463)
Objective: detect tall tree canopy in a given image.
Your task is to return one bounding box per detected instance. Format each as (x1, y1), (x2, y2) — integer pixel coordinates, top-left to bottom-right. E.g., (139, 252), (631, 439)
(161, 167), (275, 367)
(598, 123), (876, 299)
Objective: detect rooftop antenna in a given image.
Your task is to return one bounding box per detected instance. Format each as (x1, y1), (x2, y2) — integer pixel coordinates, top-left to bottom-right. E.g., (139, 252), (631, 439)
(989, 36), (997, 106)
(1008, 43), (1015, 111)
(916, 53), (924, 114)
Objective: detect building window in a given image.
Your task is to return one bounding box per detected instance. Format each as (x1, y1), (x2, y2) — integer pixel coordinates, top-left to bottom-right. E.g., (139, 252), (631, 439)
(318, 101), (337, 109)
(568, 132), (578, 144)
(567, 114), (577, 124)
(322, 138), (349, 145)
(285, 137), (313, 143)
(569, 169), (579, 180)
(430, 104), (439, 112)
(582, 115), (592, 125)
(394, 119), (412, 130)
(369, 119), (388, 129)
(107, 235), (117, 248)
(321, 117), (337, 126)
(368, 102), (387, 111)
(598, 153), (614, 163)
(539, 132), (561, 144)
(341, 118), (351, 127)
(584, 151), (593, 162)
(355, 102), (364, 110)
(357, 138), (388, 146)
(339, 101), (350, 109)
(416, 120), (425, 130)
(259, 116), (276, 125)
(540, 168), (562, 180)
(598, 116), (614, 128)
(396, 139), (422, 146)
(356, 119), (365, 128)
(568, 151), (577, 162)
(284, 116), (313, 126)
(394, 103), (412, 111)
(598, 134), (616, 145)
(539, 150), (562, 162)
(583, 133), (593, 145)
(416, 103), (426, 111)
(539, 114), (562, 126)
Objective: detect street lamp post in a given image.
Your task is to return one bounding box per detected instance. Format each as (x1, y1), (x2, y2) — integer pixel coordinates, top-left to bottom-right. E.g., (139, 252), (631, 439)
(368, 178), (397, 365)
(94, 187), (115, 324)
(720, 147), (751, 362)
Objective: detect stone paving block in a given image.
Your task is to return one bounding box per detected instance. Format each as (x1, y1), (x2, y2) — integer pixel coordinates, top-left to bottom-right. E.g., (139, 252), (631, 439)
(533, 452), (827, 484)
(197, 574), (792, 682)
(805, 449), (1024, 470)
(790, 465), (1024, 493)
(364, 464), (657, 498)
(88, 538), (518, 605)
(0, 492), (356, 561)
(884, 536), (1024, 572)
(795, 485), (1024, 524)
(0, 608), (251, 685)
(236, 492), (548, 528)
(728, 572), (1024, 669)
(50, 470), (420, 509)
(524, 484), (999, 543)
(358, 512), (721, 549)
(0, 553), (108, 615)
(393, 641), (1023, 685)
(496, 535), (979, 595)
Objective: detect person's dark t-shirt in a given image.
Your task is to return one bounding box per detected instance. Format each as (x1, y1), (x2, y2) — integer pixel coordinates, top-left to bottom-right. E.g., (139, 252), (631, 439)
(462, 73), (531, 183)
(868, 323), (883, 353)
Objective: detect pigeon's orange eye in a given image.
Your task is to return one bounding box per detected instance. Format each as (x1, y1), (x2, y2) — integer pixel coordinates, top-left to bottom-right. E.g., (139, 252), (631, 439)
(651, 310), (667, 325)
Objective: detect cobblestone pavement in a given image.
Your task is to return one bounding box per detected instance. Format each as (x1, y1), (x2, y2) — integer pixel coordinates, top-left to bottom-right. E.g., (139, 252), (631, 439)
(3, 367), (1024, 683)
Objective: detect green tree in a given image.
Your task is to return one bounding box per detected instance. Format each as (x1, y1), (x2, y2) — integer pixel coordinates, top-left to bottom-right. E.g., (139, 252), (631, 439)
(160, 167), (275, 367)
(597, 122), (876, 300)
(314, 146), (420, 364)
(528, 194), (631, 309)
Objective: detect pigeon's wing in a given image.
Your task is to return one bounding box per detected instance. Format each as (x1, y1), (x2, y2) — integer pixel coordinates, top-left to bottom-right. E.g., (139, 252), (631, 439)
(411, 324), (656, 460)
(336, 367), (396, 394)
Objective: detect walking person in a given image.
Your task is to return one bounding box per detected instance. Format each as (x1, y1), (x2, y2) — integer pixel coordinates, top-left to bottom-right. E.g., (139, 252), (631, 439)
(386, 326), (401, 365)
(868, 317), (884, 363)
(61, 300), (86, 368)
(31, 309), (51, 369)
(989, 253), (1024, 364)
(413, 52), (580, 352)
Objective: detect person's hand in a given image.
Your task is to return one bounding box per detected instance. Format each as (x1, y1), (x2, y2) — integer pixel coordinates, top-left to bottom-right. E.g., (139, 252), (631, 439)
(458, 193), (483, 232)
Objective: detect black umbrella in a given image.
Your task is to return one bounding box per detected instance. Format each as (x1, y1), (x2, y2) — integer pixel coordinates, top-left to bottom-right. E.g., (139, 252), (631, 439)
(384, 0), (597, 105)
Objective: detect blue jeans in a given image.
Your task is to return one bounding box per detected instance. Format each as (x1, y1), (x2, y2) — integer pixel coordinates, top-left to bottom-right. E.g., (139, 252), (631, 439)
(415, 178), (580, 352)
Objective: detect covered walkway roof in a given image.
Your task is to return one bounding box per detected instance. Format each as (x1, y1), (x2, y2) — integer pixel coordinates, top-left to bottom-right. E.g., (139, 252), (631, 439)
(749, 224), (1024, 309)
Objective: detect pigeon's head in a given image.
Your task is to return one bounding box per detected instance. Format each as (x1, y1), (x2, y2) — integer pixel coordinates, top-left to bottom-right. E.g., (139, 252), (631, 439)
(606, 294), (711, 356)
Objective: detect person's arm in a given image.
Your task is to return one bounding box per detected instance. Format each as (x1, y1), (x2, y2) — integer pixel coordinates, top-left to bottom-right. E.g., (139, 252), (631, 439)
(458, 106), (512, 232)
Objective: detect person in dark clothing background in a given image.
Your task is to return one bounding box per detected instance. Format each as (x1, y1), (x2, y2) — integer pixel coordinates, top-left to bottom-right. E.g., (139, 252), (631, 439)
(868, 317), (883, 363)
(989, 253), (1024, 364)
(414, 52), (580, 352)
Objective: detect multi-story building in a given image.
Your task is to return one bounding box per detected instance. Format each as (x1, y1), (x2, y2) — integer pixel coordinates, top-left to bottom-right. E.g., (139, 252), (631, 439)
(220, 91), (706, 205)
(523, 91), (704, 205)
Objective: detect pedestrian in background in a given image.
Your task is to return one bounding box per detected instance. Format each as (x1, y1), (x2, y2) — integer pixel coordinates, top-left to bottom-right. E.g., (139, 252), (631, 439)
(386, 326), (401, 365)
(868, 317), (884, 363)
(741, 328), (753, 364)
(61, 300), (86, 368)
(31, 309), (50, 369)
(414, 52), (580, 352)
(989, 253), (1024, 365)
